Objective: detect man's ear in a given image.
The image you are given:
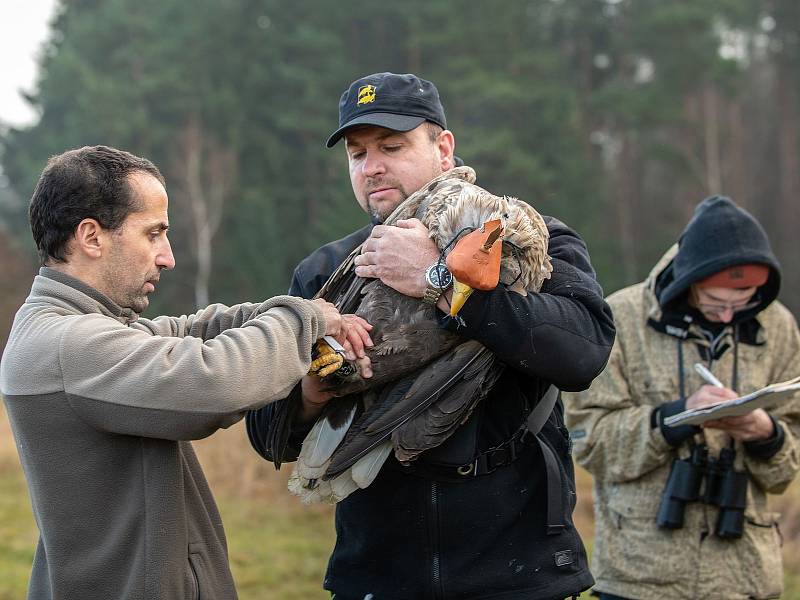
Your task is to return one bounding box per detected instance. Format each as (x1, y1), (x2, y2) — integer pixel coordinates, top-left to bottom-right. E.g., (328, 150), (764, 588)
(436, 129), (456, 171)
(73, 219), (105, 259)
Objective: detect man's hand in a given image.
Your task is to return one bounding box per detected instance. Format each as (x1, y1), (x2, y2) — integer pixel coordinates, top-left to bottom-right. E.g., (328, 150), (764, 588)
(339, 314), (374, 364)
(299, 375), (335, 423)
(353, 218), (440, 297)
(687, 385), (776, 442)
(685, 384), (738, 410)
(702, 409), (776, 442)
(337, 313), (374, 381)
(299, 358), (374, 422)
(301, 313), (374, 422)
(312, 298), (344, 337)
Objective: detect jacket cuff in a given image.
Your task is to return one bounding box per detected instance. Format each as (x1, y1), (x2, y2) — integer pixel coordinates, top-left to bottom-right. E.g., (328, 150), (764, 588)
(304, 298), (327, 337)
(744, 414), (785, 460)
(653, 398), (700, 447)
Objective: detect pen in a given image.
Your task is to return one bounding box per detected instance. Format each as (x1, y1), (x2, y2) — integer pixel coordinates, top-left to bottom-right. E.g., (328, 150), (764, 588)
(694, 363), (725, 389)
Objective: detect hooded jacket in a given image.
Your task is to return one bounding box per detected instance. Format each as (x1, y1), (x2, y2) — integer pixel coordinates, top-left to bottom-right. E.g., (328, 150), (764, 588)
(564, 197), (800, 600)
(248, 215), (615, 600)
(0, 268), (326, 600)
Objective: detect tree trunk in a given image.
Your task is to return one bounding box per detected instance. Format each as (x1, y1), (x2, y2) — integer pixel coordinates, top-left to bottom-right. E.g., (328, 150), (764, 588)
(725, 98), (749, 207)
(613, 131), (639, 284)
(775, 59), (800, 311)
(174, 117), (236, 309)
(702, 83), (723, 195)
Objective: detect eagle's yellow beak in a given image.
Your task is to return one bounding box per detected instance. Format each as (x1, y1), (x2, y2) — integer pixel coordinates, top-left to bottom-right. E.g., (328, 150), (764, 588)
(449, 280), (474, 316)
(445, 219), (504, 316)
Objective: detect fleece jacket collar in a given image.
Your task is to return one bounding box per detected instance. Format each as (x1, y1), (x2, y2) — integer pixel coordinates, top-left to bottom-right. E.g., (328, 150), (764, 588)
(38, 267), (139, 324)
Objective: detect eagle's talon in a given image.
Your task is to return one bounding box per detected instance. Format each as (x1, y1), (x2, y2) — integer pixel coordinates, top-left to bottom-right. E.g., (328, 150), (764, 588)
(309, 352), (344, 377)
(317, 355), (345, 377)
(309, 339), (346, 377)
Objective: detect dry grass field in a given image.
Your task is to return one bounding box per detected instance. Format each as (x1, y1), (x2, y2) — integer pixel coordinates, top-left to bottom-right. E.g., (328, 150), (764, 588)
(1, 406), (799, 599)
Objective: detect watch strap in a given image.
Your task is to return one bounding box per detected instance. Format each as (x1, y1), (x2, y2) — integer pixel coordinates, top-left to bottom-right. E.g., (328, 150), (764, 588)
(422, 284), (444, 305)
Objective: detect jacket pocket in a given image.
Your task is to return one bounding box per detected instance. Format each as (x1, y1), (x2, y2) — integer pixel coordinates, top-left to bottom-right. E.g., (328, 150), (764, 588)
(187, 556), (200, 600)
(594, 485), (689, 586)
(741, 511), (783, 599)
(187, 542), (212, 600)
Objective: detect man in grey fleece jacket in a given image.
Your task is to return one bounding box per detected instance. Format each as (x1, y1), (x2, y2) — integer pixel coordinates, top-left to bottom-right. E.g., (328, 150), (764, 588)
(0, 145), (370, 600)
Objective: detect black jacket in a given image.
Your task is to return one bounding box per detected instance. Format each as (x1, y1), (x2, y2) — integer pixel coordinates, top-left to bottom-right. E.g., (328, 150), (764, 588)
(248, 216), (615, 599)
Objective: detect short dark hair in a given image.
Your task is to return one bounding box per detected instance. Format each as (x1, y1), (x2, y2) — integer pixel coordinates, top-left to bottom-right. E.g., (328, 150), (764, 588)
(424, 121), (443, 142)
(29, 145), (165, 265)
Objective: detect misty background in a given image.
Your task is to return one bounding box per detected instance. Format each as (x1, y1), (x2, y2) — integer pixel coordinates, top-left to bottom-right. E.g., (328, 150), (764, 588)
(1, 0), (799, 340)
(1, 2), (800, 598)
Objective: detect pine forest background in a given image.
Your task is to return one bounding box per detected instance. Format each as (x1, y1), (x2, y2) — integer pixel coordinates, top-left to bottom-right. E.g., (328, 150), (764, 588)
(1, 1), (800, 598)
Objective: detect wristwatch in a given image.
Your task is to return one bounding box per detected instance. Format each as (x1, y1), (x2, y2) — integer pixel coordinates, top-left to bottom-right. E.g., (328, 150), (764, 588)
(423, 262), (453, 305)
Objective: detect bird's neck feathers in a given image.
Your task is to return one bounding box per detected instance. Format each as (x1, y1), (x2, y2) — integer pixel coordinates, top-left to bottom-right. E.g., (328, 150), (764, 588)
(427, 190), (510, 253)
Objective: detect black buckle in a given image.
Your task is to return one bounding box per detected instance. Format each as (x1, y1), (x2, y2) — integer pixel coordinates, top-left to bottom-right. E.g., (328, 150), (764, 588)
(459, 430), (526, 477)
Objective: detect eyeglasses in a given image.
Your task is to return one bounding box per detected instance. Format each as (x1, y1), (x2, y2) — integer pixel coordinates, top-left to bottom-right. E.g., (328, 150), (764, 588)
(693, 293), (761, 316)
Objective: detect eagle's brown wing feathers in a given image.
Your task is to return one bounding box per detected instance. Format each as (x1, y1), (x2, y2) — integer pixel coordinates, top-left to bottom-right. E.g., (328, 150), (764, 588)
(287, 166), (551, 502)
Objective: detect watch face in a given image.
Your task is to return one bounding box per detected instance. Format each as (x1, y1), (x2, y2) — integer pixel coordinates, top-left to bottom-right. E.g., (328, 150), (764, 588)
(428, 264), (453, 289)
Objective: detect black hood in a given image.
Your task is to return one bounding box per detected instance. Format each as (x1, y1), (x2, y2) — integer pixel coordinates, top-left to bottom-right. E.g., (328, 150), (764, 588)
(655, 196), (781, 316)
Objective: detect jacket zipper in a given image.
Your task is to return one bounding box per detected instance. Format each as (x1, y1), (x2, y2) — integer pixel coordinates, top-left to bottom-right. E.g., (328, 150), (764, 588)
(430, 480), (442, 599)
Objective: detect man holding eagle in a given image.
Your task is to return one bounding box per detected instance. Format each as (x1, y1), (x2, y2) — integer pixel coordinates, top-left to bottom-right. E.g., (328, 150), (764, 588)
(247, 72), (615, 600)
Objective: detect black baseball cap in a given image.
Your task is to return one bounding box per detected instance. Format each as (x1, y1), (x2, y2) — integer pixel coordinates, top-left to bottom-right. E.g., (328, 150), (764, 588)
(326, 72), (447, 148)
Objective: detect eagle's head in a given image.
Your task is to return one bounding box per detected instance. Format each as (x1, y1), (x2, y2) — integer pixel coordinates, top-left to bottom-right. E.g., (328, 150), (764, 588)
(445, 219), (504, 316)
(421, 180), (552, 317)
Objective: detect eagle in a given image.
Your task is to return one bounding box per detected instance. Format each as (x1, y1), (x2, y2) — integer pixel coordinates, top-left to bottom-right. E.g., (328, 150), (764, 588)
(280, 166), (552, 503)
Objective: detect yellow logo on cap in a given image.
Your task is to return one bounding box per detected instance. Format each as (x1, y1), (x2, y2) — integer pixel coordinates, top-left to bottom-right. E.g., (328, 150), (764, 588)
(357, 85), (376, 106)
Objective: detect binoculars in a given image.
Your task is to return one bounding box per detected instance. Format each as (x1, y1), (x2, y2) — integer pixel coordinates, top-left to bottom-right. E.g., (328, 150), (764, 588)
(656, 444), (747, 539)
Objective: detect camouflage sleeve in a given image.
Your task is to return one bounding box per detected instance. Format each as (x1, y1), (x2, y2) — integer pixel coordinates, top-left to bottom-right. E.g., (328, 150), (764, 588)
(564, 330), (675, 483)
(743, 306), (800, 494)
